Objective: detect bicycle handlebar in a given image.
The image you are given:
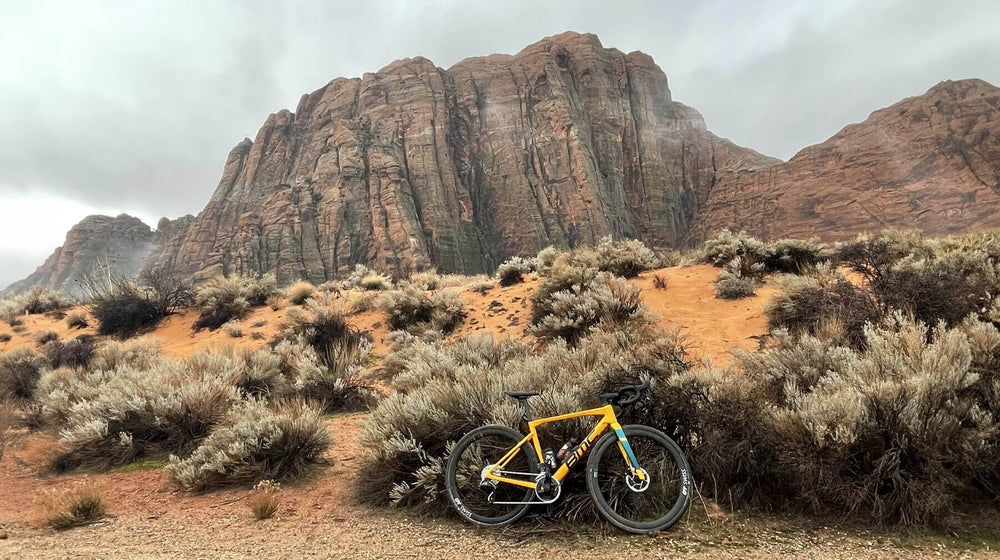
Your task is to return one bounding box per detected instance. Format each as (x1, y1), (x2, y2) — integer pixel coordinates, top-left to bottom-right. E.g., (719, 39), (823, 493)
(600, 380), (651, 407)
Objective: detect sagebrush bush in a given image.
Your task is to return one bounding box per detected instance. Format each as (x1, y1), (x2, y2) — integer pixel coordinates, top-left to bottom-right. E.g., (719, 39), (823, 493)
(274, 297), (378, 412)
(382, 285), (466, 335)
(593, 236), (660, 278)
(17, 286), (73, 316)
(715, 270), (757, 299)
(42, 481), (107, 530)
(65, 311), (89, 329)
(43, 336), (96, 369)
(222, 320), (244, 338)
(35, 331), (59, 346)
(721, 315), (1000, 525)
(167, 399), (332, 492)
(0, 399), (14, 459)
(194, 274), (277, 331)
(764, 238), (835, 274)
(495, 256), (534, 286)
(88, 282), (168, 338)
(357, 326), (689, 516)
(767, 268), (882, 349)
(694, 230), (770, 269)
(529, 263), (649, 345)
(42, 355), (238, 471)
(348, 293), (376, 315)
(344, 265), (393, 291)
(285, 281), (316, 305)
(87, 338), (162, 371)
(409, 270), (441, 291)
(0, 347), (47, 401)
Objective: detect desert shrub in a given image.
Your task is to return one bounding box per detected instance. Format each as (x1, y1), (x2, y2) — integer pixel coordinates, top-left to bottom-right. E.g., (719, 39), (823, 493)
(0, 399), (14, 459)
(43, 356), (237, 471)
(247, 480), (281, 520)
(529, 263), (649, 345)
(764, 238), (835, 274)
(382, 285), (466, 335)
(42, 481), (106, 530)
(231, 348), (291, 399)
(0, 347), (47, 401)
(409, 270), (441, 291)
(0, 334), (10, 343)
(274, 297), (377, 412)
(88, 282), (167, 338)
(593, 236), (660, 278)
(658, 250), (682, 268)
(694, 229), (769, 268)
(495, 256), (534, 286)
(43, 336), (96, 370)
(222, 320), (244, 338)
(348, 293), (376, 315)
(360, 274), (392, 291)
(286, 281), (316, 305)
(193, 274), (277, 331)
(874, 251), (999, 328)
(0, 299), (21, 324)
(35, 331), (59, 346)
(65, 311), (89, 329)
(18, 286), (73, 315)
(716, 270), (757, 299)
(357, 326), (689, 516)
(166, 399), (332, 492)
(535, 246), (561, 274)
(381, 331), (529, 393)
(767, 269), (882, 349)
(88, 338), (162, 371)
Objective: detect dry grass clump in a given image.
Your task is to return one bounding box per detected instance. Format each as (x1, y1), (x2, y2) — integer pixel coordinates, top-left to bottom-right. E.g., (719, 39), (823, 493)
(193, 274), (278, 331)
(348, 293), (376, 315)
(0, 347), (48, 401)
(469, 280), (494, 295)
(166, 399), (331, 492)
(35, 331), (59, 346)
(285, 281), (316, 305)
(357, 326), (689, 516)
(529, 262), (649, 345)
(65, 311), (89, 329)
(495, 256), (535, 286)
(247, 480), (281, 520)
(381, 285), (466, 335)
(344, 265), (393, 291)
(42, 480), (107, 530)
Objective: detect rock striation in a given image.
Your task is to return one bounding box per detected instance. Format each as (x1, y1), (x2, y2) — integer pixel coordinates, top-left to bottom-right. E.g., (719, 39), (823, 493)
(150, 32), (776, 284)
(692, 79), (1000, 242)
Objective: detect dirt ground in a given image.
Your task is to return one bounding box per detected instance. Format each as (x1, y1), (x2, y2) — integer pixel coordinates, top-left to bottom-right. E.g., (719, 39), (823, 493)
(3, 265), (992, 559)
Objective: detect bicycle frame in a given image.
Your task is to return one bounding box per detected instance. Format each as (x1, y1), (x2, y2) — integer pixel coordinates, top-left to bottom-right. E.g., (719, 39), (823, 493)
(484, 405), (645, 489)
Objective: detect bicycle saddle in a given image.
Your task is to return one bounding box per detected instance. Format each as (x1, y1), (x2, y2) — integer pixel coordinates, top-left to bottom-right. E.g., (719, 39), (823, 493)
(504, 391), (539, 401)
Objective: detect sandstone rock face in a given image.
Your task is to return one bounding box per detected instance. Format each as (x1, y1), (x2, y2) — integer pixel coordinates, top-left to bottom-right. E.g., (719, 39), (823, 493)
(156, 32), (776, 284)
(692, 79), (1000, 242)
(4, 214), (155, 297)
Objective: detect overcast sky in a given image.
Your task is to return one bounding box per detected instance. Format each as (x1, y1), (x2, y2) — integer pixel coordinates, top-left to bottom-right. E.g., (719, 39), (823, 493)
(2, 0), (999, 288)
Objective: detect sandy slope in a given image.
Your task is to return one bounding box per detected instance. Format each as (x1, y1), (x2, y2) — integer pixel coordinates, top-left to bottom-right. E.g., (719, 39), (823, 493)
(5, 265), (987, 558)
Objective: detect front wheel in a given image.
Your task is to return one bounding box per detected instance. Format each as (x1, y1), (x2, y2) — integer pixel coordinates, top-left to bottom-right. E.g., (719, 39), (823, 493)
(445, 425), (538, 527)
(586, 424), (692, 534)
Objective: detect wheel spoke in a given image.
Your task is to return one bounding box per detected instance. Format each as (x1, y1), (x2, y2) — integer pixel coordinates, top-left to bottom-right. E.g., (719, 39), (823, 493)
(448, 428), (535, 523)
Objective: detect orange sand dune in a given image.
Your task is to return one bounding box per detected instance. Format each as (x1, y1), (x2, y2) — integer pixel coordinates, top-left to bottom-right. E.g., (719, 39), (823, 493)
(0, 264), (769, 366)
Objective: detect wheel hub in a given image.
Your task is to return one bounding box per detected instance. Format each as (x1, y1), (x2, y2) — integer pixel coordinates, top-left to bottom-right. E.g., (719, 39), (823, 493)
(626, 468), (650, 492)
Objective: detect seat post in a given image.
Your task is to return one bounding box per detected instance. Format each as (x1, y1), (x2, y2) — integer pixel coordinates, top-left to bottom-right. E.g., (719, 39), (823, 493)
(521, 400), (532, 422)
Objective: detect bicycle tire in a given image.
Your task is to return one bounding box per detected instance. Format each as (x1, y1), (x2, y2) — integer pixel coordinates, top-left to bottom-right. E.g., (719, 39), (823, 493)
(445, 425), (538, 527)
(586, 424), (692, 534)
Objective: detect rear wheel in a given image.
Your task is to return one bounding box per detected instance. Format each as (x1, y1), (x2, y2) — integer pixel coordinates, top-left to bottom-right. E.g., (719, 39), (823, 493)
(586, 424), (691, 534)
(445, 425), (538, 527)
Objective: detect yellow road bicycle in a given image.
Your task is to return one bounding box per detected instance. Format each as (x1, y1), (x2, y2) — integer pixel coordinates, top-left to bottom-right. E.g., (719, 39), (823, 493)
(445, 381), (692, 534)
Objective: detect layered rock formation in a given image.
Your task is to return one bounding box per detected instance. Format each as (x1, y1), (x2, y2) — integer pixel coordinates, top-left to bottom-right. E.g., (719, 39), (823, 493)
(150, 32), (775, 284)
(8, 34), (1000, 295)
(5, 214), (157, 297)
(692, 79), (1000, 242)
